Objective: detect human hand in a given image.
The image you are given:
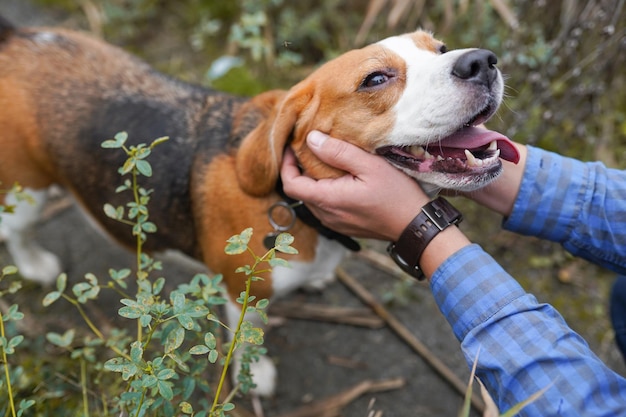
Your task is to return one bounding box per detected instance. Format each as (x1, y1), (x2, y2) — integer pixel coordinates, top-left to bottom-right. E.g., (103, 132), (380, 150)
(280, 131), (430, 241)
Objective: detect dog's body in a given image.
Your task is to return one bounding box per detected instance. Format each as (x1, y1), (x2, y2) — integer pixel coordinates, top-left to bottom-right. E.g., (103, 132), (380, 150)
(0, 16), (519, 396)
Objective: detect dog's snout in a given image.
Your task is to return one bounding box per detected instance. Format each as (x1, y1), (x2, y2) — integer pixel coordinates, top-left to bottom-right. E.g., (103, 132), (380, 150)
(452, 49), (498, 87)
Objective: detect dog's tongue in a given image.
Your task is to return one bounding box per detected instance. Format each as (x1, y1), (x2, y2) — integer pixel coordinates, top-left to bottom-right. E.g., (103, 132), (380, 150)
(438, 126), (520, 164)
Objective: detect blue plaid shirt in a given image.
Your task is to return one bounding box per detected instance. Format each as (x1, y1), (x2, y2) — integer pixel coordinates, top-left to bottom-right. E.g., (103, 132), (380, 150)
(431, 146), (626, 416)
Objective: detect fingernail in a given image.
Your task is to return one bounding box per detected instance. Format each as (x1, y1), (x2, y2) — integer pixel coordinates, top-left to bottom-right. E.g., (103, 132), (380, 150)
(307, 130), (328, 148)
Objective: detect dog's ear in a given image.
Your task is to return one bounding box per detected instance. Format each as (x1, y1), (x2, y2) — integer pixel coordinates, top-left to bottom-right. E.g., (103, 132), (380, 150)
(236, 85), (314, 196)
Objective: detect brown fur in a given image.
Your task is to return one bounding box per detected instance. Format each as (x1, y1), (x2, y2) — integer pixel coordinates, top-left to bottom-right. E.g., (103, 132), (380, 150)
(0, 21), (443, 301)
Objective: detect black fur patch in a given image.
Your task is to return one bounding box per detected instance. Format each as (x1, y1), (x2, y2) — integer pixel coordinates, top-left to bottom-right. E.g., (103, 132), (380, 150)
(0, 15), (15, 43)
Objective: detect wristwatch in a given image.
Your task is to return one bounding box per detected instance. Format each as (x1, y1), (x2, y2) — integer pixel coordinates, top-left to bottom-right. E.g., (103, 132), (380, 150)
(387, 197), (463, 280)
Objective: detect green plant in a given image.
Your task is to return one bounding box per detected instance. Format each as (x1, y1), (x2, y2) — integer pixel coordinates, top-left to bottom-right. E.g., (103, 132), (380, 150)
(0, 131), (296, 416)
(0, 266), (34, 417)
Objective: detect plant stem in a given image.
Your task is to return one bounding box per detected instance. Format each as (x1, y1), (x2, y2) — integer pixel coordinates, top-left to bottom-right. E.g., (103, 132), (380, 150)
(210, 249), (271, 415)
(80, 358), (89, 417)
(130, 168), (144, 344)
(210, 277), (255, 413)
(62, 295), (131, 360)
(0, 312), (17, 417)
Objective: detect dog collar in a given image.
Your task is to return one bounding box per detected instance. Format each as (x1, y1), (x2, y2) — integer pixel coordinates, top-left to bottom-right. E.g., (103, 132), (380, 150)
(275, 178), (361, 252)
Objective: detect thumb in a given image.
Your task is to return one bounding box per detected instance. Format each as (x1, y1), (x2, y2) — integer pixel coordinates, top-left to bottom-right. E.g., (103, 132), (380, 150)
(306, 131), (380, 176)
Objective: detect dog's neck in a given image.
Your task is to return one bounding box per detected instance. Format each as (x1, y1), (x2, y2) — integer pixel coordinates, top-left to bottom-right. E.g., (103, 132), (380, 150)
(274, 177), (360, 252)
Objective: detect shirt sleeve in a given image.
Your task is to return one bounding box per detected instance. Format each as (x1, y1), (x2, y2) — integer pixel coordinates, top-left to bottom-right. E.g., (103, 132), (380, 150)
(504, 146), (626, 274)
(431, 244), (626, 416)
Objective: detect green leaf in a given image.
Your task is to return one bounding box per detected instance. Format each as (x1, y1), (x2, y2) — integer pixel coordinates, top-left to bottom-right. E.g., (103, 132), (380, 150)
(274, 232), (298, 254)
(120, 158), (135, 175)
(5, 304), (24, 321)
(177, 314), (195, 330)
(204, 332), (217, 349)
(104, 203), (121, 219)
(180, 401), (193, 414)
(56, 273), (67, 292)
(189, 345), (210, 355)
(136, 159), (152, 177)
(46, 329), (75, 348)
(150, 136), (169, 148)
(142, 221), (157, 233)
(42, 291), (61, 307)
(165, 327), (185, 353)
(167, 352), (190, 373)
(236, 322), (264, 345)
(268, 257), (290, 268)
(101, 140), (121, 148)
(153, 277), (165, 295)
(104, 357), (139, 381)
(18, 398), (36, 417)
(141, 374), (158, 388)
(157, 368), (176, 380)
(225, 228), (253, 254)
(1, 265), (18, 276)
(158, 380), (174, 400)
(208, 349), (219, 363)
(130, 341), (144, 363)
(119, 306), (142, 319)
(139, 314), (152, 327)
(8, 335), (23, 349)
(1, 335), (23, 354)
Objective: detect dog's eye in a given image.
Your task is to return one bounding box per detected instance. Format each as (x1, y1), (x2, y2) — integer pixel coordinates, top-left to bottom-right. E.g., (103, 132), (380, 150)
(438, 44), (448, 54)
(360, 71), (391, 89)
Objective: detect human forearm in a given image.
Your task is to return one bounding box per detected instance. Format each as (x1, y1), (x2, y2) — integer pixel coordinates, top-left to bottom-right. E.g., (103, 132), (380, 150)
(431, 245), (626, 415)
(504, 146), (626, 274)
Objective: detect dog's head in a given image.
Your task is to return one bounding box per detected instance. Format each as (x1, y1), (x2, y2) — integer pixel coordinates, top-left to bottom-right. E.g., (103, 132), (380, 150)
(236, 30), (519, 197)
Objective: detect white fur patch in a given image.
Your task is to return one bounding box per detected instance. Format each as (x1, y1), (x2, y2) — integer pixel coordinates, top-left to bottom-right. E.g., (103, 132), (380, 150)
(0, 188), (62, 284)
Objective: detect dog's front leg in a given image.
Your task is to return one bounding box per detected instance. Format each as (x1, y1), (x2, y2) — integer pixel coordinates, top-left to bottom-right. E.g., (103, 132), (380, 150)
(223, 300), (277, 398)
(0, 188), (62, 285)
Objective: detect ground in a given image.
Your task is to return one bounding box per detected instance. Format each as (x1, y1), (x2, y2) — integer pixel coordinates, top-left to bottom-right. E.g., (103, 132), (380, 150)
(0, 2), (624, 416)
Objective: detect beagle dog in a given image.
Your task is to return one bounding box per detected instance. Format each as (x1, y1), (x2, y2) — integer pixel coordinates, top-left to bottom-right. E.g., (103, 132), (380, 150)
(0, 16), (519, 396)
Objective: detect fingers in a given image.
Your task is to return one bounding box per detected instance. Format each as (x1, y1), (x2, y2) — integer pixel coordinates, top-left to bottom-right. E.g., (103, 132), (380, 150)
(280, 148), (321, 203)
(306, 131), (386, 177)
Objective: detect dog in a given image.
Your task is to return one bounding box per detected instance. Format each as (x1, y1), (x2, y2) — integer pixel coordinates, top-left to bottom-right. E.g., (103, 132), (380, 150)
(0, 16), (519, 397)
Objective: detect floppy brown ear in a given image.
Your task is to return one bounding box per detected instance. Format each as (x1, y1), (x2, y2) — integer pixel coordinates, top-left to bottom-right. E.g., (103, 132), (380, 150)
(236, 85), (313, 196)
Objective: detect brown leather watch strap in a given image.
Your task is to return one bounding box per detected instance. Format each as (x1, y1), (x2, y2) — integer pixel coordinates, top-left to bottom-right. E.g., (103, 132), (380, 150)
(387, 197), (463, 280)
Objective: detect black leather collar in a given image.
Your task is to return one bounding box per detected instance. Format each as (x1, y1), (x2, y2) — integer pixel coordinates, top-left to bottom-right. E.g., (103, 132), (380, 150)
(275, 178), (361, 252)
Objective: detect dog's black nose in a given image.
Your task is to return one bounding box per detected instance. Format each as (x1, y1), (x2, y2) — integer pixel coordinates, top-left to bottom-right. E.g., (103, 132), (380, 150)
(452, 49), (499, 87)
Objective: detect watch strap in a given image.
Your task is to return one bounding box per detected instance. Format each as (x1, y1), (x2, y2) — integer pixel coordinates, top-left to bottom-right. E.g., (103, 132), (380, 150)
(387, 197), (463, 280)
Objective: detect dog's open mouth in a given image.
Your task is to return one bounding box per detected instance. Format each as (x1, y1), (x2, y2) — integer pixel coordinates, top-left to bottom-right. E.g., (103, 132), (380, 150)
(376, 126), (520, 176)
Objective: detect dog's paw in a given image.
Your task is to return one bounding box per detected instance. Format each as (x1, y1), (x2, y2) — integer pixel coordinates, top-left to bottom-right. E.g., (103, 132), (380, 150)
(233, 352), (277, 397)
(302, 271), (336, 292)
(15, 248), (62, 286)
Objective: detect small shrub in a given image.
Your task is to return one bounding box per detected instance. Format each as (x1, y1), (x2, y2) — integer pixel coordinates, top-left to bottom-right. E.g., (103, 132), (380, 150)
(0, 133), (296, 416)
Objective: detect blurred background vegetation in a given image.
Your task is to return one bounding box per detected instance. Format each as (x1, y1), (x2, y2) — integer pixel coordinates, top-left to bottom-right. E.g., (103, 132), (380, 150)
(35, 0), (626, 164)
(19, 0), (626, 368)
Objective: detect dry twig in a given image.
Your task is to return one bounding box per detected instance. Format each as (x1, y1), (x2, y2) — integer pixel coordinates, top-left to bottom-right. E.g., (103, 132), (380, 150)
(275, 378), (405, 417)
(336, 267), (485, 414)
(270, 301), (384, 329)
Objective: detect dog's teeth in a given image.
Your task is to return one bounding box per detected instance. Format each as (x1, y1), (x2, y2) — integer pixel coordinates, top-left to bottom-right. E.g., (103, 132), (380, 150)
(423, 149), (433, 159)
(487, 140), (498, 151)
(464, 149), (480, 167)
(436, 155), (444, 161)
(409, 145), (426, 157)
